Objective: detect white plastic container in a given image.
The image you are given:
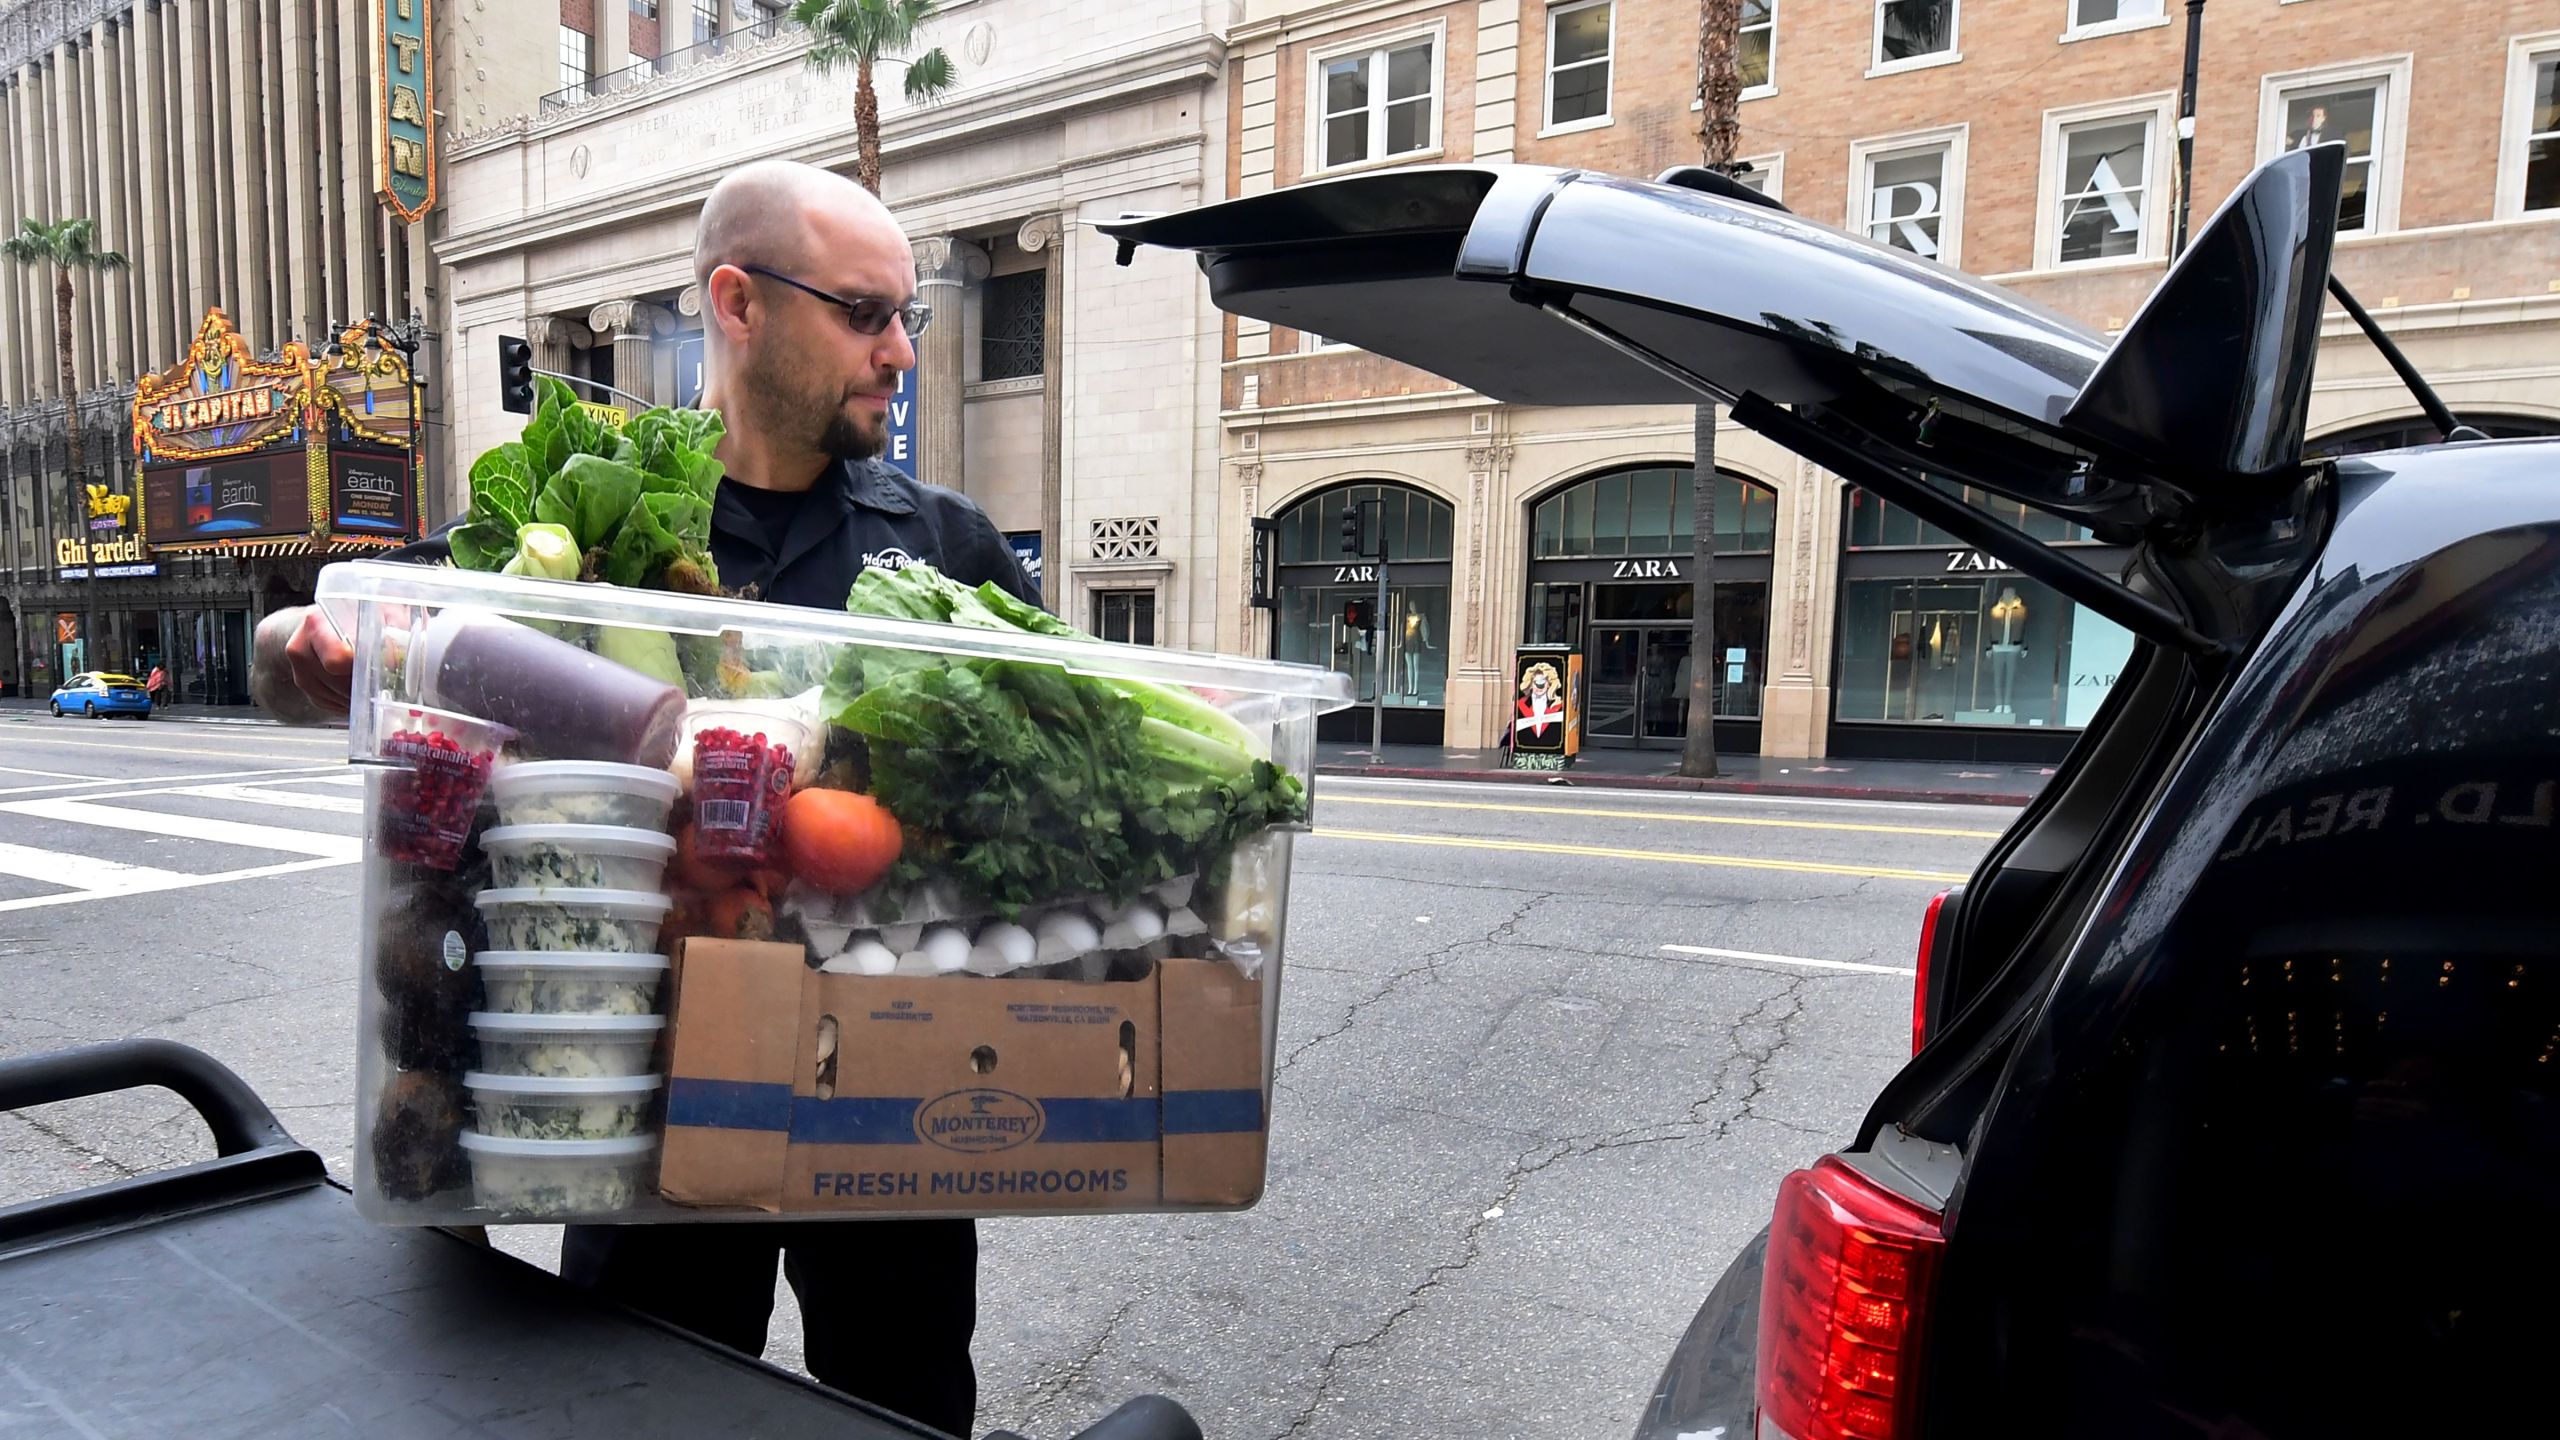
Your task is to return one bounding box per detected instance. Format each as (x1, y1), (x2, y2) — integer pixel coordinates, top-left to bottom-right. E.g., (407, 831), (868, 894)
(464, 1071), (663, 1141)
(480, 824), (678, 893)
(474, 951), (670, 1016)
(487, 761), (681, 831)
(459, 1132), (660, 1217)
(468, 1012), (666, 1077)
(475, 888), (671, 954)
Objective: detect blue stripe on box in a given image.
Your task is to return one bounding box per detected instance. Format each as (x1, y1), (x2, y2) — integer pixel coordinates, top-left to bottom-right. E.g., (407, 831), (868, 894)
(691, 1092), (1270, 1145)
(666, 1078), (793, 1132)
(1164, 1089), (1265, 1136)
(789, 1097), (922, 1144)
(1036, 1098), (1160, 1144)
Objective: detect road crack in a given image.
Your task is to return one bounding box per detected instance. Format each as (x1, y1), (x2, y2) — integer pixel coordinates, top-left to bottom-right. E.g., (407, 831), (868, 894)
(1276, 891), (1553, 1078)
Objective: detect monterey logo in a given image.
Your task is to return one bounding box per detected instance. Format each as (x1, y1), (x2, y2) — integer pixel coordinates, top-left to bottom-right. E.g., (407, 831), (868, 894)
(915, 1089), (1045, 1154)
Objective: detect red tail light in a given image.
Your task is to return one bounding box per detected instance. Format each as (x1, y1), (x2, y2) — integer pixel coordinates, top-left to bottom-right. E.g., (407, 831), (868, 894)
(1910, 890), (1950, 1056)
(1755, 1156), (1946, 1440)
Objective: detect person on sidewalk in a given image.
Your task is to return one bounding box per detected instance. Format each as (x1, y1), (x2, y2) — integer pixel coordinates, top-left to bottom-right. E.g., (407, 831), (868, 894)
(251, 160), (1032, 1436)
(145, 665), (166, 706)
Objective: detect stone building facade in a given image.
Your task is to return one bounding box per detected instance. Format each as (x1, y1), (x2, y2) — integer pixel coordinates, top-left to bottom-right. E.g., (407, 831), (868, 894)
(0, 0), (552, 699)
(440, 0), (1237, 646)
(1220, 0), (2560, 760)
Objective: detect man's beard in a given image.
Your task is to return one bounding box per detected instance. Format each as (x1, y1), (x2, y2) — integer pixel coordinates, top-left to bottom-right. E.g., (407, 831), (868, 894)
(745, 347), (885, 461)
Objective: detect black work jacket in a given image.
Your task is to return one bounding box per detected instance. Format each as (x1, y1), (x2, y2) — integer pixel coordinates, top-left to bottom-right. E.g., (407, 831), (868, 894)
(395, 458), (1039, 612)
(711, 458), (1040, 610)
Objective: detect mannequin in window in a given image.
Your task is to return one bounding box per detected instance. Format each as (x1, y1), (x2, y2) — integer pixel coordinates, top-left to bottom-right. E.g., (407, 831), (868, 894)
(1401, 609), (1432, 696)
(1988, 588), (2028, 714)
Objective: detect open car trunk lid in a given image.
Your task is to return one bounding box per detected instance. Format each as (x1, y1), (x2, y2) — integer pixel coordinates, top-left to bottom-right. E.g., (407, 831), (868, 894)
(1102, 149), (2350, 653)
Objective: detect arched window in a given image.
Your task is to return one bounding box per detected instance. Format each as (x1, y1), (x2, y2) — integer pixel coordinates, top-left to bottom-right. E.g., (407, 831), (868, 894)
(1269, 482), (1456, 742)
(1529, 466), (1775, 560)
(1275, 481), (1454, 565)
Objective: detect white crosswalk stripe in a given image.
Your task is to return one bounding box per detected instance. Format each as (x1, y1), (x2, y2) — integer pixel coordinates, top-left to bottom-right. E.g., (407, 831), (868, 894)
(0, 775), (367, 915)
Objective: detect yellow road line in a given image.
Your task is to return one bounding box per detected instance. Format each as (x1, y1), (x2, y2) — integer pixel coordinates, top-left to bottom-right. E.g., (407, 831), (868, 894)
(1313, 827), (1971, 883)
(1323, 792), (2003, 839)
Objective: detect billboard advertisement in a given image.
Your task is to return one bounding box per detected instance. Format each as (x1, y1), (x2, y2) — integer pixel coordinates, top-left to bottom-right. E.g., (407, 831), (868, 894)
(1510, 645), (1583, 769)
(331, 449), (415, 537)
(142, 452), (308, 544)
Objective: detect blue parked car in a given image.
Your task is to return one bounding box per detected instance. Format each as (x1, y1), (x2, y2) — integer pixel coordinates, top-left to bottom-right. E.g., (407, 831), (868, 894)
(50, 672), (153, 719)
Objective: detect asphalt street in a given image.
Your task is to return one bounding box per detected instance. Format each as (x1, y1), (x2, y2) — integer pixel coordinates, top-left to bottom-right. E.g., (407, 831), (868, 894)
(0, 711), (2011, 1440)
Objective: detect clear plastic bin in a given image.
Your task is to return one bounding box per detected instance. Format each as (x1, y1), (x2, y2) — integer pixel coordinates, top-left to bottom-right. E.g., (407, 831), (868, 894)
(326, 560), (1350, 1224)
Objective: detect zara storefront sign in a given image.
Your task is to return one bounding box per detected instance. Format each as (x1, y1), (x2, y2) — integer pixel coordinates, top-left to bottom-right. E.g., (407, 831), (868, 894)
(1331, 563), (1379, 584)
(1943, 548), (2014, 573)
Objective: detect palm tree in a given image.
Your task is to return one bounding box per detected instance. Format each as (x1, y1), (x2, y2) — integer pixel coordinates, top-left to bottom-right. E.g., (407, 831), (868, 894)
(790, 0), (958, 196)
(4, 217), (128, 673)
(1681, 3), (1743, 779)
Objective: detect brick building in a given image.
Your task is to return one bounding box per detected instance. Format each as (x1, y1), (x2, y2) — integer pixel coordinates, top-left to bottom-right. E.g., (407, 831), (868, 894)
(1220, 0), (2560, 760)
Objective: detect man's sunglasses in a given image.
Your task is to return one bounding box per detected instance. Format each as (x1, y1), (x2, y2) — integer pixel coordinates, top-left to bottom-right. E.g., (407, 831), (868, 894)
(739, 264), (933, 339)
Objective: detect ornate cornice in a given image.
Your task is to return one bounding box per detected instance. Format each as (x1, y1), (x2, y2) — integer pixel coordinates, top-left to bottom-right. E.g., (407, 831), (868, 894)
(1016, 213), (1066, 254)
(0, 0), (134, 75)
(588, 300), (675, 339)
(913, 236), (991, 288)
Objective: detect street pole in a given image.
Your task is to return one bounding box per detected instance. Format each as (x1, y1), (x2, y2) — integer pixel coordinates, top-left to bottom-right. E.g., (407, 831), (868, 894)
(1373, 539), (1389, 754)
(2172, 0), (2206, 259)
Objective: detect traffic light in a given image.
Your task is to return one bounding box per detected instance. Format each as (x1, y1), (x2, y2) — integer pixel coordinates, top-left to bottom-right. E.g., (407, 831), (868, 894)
(1340, 503), (1367, 558)
(1342, 599), (1375, 633)
(497, 334), (535, 414)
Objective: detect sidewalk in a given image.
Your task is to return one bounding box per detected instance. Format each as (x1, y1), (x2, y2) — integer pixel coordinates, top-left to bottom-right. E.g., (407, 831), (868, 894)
(1316, 741), (2050, 805)
(0, 696), (280, 726)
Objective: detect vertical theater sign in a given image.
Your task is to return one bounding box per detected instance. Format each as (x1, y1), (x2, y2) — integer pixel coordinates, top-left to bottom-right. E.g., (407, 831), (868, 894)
(132, 307), (423, 561)
(373, 0), (436, 222)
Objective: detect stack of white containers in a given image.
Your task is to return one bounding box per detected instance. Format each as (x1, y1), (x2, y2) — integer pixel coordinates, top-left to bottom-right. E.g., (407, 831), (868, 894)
(457, 761), (683, 1216)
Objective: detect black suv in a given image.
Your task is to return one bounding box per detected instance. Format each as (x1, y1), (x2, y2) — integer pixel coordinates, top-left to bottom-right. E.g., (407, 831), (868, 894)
(1105, 144), (2554, 1439)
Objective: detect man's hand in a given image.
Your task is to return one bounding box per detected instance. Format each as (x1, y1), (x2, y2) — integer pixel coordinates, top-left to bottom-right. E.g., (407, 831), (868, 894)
(251, 605), (354, 726)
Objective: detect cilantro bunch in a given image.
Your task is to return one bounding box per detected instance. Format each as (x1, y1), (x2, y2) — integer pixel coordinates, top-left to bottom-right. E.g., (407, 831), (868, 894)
(825, 563), (1307, 917)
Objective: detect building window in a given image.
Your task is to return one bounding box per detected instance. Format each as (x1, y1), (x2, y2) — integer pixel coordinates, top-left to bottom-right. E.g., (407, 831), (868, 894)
(1741, 0), (1776, 95)
(557, 25), (594, 92)
(1529, 467), (1774, 560)
(1545, 1), (1613, 133)
(2497, 34), (2560, 218)
(1854, 130), (1965, 264)
(1272, 482), (1455, 724)
(980, 270), (1046, 382)
(2263, 64), (2402, 235)
(691, 0), (721, 43)
(2051, 109), (2157, 265)
(1315, 30), (1439, 171)
(631, 1), (658, 16)
(1734, 152), (1783, 201)
(1846, 481), (2094, 548)
(2067, 0), (2163, 35)
(1089, 515), (1163, 562)
(1837, 575), (2131, 730)
(1873, 0), (1957, 71)
(1093, 590), (1158, 646)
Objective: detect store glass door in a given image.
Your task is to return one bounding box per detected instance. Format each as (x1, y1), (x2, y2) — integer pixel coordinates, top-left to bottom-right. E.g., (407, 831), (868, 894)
(1588, 626), (1697, 745)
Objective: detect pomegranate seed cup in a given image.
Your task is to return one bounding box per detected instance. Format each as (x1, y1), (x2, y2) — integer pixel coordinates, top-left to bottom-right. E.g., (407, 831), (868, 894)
(374, 701), (516, 870)
(684, 709), (814, 867)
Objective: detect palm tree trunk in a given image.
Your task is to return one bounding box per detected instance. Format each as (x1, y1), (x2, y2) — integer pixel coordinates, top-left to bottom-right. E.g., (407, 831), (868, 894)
(854, 58), (883, 195)
(53, 267), (98, 672)
(1681, 1), (1744, 779)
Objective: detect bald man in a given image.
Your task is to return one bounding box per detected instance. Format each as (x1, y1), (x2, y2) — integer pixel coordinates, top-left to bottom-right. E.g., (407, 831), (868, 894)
(253, 161), (1030, 1433)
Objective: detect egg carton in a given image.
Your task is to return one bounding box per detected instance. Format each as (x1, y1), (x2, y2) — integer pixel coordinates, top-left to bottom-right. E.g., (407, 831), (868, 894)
(782, 874), (1253, 982)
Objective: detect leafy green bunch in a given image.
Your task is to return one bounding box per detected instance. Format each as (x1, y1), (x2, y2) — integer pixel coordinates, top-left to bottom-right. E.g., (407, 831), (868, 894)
(825, 563), (1307, 916)
(448, 376), (727, 593)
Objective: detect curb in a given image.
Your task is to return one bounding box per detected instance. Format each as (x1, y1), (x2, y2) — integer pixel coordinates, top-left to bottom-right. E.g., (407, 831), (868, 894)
(1316, 763), (2038, 807)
